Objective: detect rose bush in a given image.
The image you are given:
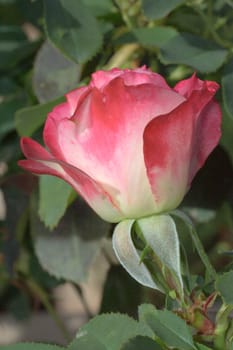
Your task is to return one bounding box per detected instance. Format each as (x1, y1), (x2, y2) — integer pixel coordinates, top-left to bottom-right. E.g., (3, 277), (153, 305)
(19, 67), (221, 223)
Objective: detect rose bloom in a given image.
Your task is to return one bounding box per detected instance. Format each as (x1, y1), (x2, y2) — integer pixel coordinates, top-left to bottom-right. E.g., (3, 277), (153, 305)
(19, 67), (221, 223)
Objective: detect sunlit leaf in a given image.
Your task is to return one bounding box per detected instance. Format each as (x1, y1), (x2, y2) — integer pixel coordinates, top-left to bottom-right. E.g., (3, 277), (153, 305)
(112, 220), (159, 290)
(75, 313), (152, 350)
(32, 192), (109, 282)
(138, 215), (183, 288)
(139, 304), (197, 350)
(33, 40), (81, 103)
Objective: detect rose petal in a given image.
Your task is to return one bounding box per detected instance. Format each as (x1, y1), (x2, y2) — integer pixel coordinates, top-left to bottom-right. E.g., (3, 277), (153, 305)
(174, 73), (219, 99)
(188, 100), (221, 182)
(18, 159), (63, 177)
(19, 137), (123, 222)
(21, 137), (53, 160)
(143, 86), (221, 213)
(55, 160), (124, 223)
(91, 66), (171, 90)
(55, 77), (185, 218)
(48, 102), (71, 122)
(66, 86), (90, 115)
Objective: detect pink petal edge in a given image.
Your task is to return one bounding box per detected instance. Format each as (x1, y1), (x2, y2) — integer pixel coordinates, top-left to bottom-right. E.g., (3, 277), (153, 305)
(19, 137), (123, 222)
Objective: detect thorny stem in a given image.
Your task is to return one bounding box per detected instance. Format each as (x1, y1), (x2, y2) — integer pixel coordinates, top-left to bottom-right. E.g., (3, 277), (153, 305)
(105, 43), (139, 70)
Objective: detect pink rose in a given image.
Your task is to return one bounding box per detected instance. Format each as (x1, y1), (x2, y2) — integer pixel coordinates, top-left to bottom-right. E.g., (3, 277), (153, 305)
(19, 67), (221, 223)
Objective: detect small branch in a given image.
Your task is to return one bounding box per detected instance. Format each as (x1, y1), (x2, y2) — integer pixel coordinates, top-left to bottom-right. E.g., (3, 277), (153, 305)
(190, 226), (217, 280)
(74, 284), (93, 320)
(172, 210), (217, 281)
(105, 43), (139, 70)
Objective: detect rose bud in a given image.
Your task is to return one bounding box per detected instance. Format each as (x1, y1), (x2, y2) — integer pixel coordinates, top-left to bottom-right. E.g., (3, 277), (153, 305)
(19, 67), (221, 223)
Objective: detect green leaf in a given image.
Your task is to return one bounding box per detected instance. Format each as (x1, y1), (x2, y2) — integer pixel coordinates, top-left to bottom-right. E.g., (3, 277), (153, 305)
(0, 93), (26, 142)
(121, 336), (163, 350)
(44, 0), (103, 63)
(31, 192), (109, 282)
(133, 26), (178, 48)
(183, 207), (216, 224)
(0, 25), (39, 70)
(0, 25), (26, 41)
(195, 343), (212, 350)
(216, 271), (233, 304)
(168, 11), (205, 35)
(138, 304), (197, 350)
(15, 96), (65, 137)
(68, 333), (107, 350)
(159, 33), (227, 73)
(0, 344), (64, 350)
(137, 214), (183, 295)
(221, 109), (233, 164)
(112, 220), (159, 290)
(0, 77), (18, 95)
(142, 0), (184, 20)
(2, 174), (32, 274)
(82, 0), (115, 16)
(33, 40), (81, 103)
(222, 59), (233, 119)
(171, 210), (217, 280)
(100, 265), (142, 316)
(75, 313), (152, 350)
(39, 176), (73, 229)
(29, 254), (61, 289)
